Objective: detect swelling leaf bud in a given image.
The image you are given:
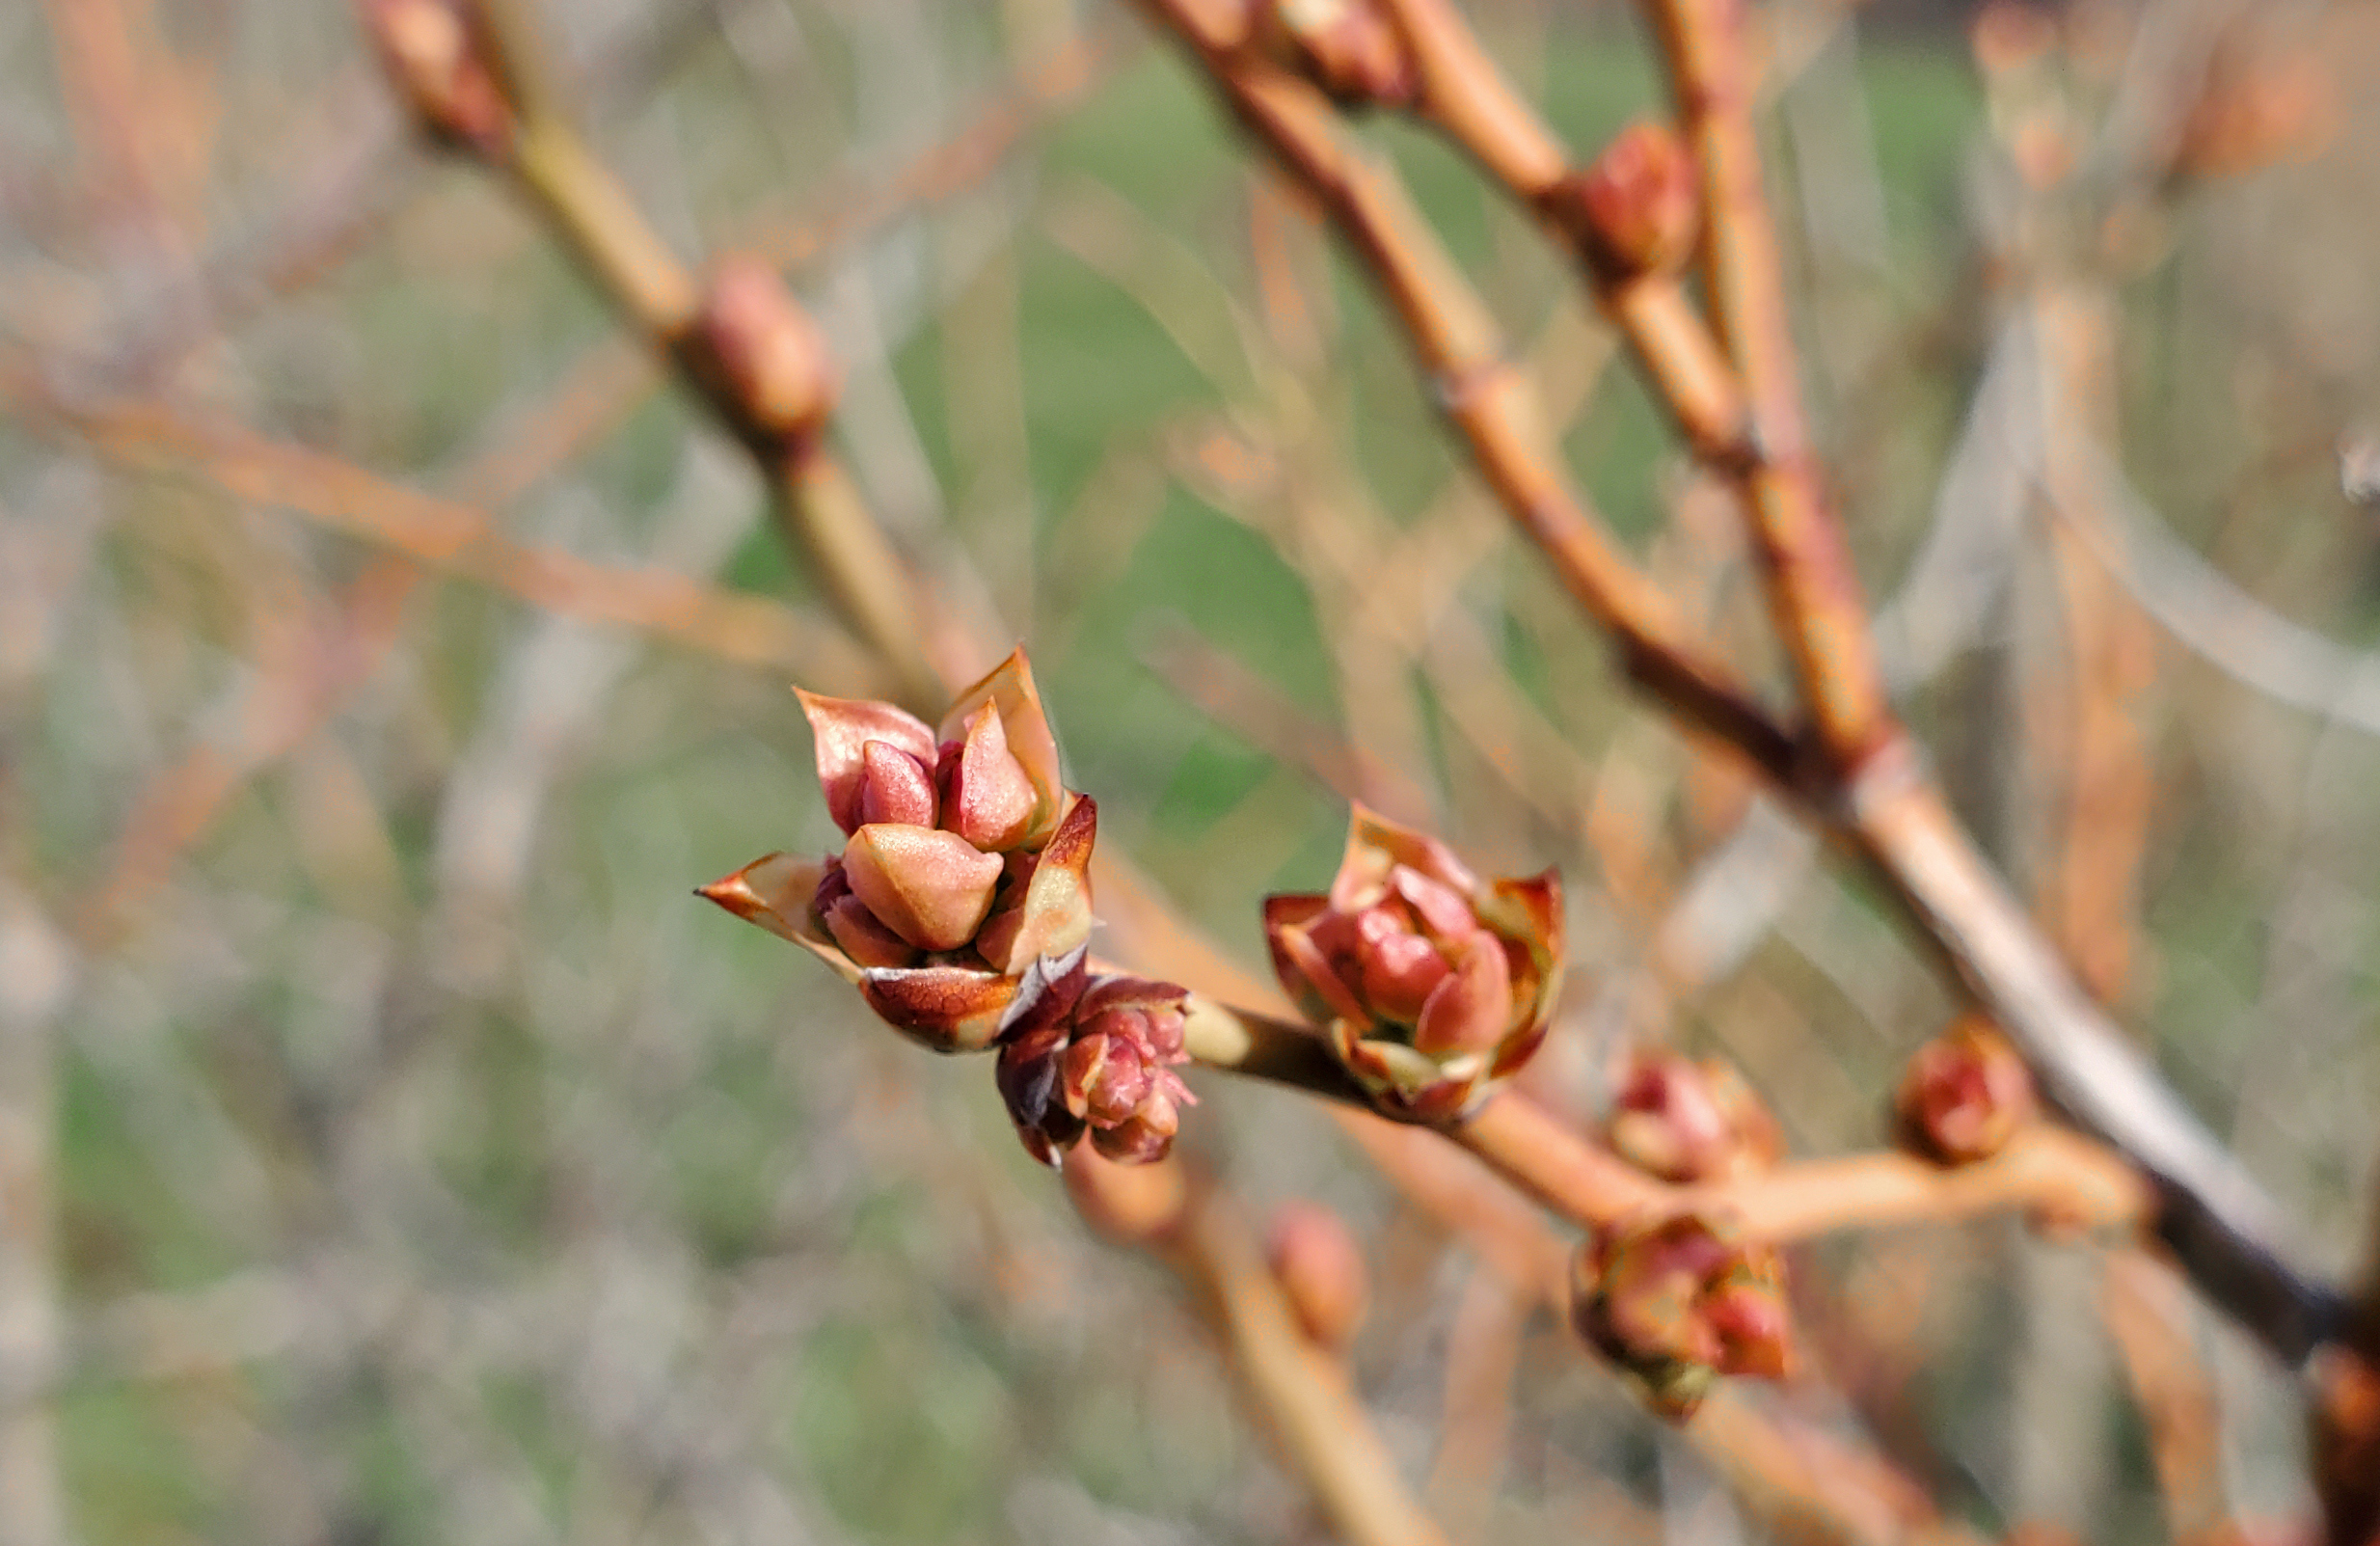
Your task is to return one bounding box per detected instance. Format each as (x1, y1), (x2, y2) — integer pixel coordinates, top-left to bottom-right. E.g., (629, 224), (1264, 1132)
(363, 0), (513, 155)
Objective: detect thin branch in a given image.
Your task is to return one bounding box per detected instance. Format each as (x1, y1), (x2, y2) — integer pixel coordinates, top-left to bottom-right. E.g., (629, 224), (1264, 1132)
(1130, 0), (1800, 786)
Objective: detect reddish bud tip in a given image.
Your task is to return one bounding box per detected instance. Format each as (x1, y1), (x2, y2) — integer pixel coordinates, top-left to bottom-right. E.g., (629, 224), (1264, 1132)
(1894, 1012), (2037, 1165)
(1547, 121), (1700, 284)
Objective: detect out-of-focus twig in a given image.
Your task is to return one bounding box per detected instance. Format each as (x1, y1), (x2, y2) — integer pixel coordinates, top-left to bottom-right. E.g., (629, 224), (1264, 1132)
(1130, 0), (1800, 788)
(16, 390), (879, 689)
(1066, 1153), (1456, 1546)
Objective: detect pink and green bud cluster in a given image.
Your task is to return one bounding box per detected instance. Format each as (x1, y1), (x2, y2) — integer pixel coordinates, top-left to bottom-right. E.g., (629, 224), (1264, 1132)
(698, 650), (1096, 1053)
(1571, 1211), (1795, 1420)
(995, 963), (1197, 1167)
(1264, 806), (1562, 1121)
(1606, 1049), (1781, 1183)
(1894, 1012), (2037, 1165)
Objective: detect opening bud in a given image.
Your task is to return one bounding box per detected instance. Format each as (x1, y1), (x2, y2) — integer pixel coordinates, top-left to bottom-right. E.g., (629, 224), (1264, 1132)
(1571, 1210), (1795, 1420)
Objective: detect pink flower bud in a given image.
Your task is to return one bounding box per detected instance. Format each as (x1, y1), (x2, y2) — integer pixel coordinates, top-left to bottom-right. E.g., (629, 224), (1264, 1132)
(857, 739), (937, 828)
(1064, 1031), (1153, 1126)
(1265, 805), (1562, 1119)
(1572, 1211), (1795, 1419)
(798, 691), (938, 836)
(840, 825), (1002, 953)
(1088, 1085), (1181, 1165)
(1606, 1050), (1781, 1183)
(1895, 1013), (2037, 1165)
(939, 702), (1038, 852)
(995, 972), (1195, 1168)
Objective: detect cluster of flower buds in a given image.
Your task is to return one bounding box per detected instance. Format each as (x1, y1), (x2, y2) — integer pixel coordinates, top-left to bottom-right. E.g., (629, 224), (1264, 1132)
(1605, 1048), (1781, 1183)
(679, 256), (839, 458)
(1571, 1210), (1793, 1419)
(362, 0), (514, 156)
(1893, 1011), (2037, 1165)
(701, 653), (1198, 1164)
(1248, 0), (1418, 110)
(1544, 120), (1700, 285)
(996, 966), (1197, 1167)
(1265, 806), (1561, 1121)
(700, 651), (1096, 1034)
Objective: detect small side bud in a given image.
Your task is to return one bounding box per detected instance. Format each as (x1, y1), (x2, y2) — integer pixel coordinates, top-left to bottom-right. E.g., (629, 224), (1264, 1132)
(1266, 1202), (1369, 1350)
(683, 256), (839, 454)
(1543, 121), (1699, 285)
(1894, 1012), (2037, 1165)
(362, 0), (514, 156)
(1251, 0), (1418, 110)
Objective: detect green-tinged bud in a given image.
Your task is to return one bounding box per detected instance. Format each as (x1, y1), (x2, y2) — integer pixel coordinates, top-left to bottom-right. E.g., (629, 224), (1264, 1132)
(1265, 804), (1562, 1121)
(1571, 1210), (1795, 1420)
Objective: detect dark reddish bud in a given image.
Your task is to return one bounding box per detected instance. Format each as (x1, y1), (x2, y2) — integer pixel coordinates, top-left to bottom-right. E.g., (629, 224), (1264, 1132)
(996, 973), (1196, 1168)
(1894, 1012), (2037, 1165)
(685, 255), (839, 453)
(363, 0), (514, 155)
(1545, 121), (1699, 285)
(1252, 0), (1417, 110)
(1606, 1049), (1780, 1183)
(1571, 1211), (1795, 1420)
(1267, 1202), (1369, 1350)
